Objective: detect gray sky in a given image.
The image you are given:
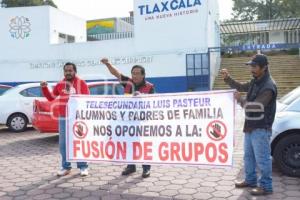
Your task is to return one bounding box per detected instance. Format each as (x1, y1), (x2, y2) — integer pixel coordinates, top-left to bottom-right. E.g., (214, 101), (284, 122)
(53, 0), (234, 20)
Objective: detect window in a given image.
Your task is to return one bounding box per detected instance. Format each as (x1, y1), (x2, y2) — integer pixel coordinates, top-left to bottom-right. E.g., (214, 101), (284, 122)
(58, 33), (66, 43)
(58, 33), (75, 43)
(20, 87), (43, 97)
(202, 55), (209, 75)
(0, 87), (10, 95)
(115, 84), (124, 95)
(89, 84), (124, 95)
(67, 35), (75, 43)
(194, 54), (202, 75)
(187, 55), (194, 68)
(284, 30), (300, 44)
(186, 54), (209, 76)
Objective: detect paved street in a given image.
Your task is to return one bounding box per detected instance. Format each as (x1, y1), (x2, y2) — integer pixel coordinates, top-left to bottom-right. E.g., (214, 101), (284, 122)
(0, 109), (299, 200)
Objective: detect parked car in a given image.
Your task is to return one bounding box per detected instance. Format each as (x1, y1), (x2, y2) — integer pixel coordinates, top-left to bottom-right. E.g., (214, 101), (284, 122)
(276, 86), (300, 112)
(32, 81), (124, 133)
(0, 84), (13, 95)
(271, 86), (300, 177)
(0, 83), (55, 132)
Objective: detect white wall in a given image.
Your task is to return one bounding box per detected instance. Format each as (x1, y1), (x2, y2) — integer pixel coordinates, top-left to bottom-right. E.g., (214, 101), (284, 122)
(207, 0), (220, 89)
(0, 2), (220, 89)
(207, 0), (220, 48)
(0, 6), (51, 59)
(0, 36), (187, 82)
(115, 18), (133, 32)
(0, 5), (187, 83)
(134, 0), (209, 53)
(49, 7), (86, 44)
(210, 51), (220, 89)
(0, 6), (87, 59)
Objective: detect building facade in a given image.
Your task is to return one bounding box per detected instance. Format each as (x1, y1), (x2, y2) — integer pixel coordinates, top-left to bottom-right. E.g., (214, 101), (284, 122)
(0, 0), (220, 92)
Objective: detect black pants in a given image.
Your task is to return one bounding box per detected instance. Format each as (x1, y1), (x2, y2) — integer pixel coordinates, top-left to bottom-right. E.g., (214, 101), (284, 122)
(127, 164), (151, 171)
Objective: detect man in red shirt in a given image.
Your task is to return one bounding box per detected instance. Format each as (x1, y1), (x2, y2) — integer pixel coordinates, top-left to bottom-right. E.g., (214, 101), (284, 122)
(101, 58), (154, 178)
(41, 62), (90, 176)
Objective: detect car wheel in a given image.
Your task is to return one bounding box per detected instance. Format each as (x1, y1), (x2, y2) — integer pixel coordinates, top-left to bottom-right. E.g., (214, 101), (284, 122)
(7, 113), (28, 132)
(273, 133), (300, 177)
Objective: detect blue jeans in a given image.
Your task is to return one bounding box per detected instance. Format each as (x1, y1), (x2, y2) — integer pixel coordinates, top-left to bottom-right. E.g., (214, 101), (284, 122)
(59, 118), (88, 170)
(244, 129), (272, 192)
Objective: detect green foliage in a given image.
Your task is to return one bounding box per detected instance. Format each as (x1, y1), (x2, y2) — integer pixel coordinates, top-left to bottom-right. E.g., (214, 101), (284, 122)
(232, 0), (300, 21)
(1, 0), (57, 8)
(232, 0), (260, 21)
(280, 0), (300, 18)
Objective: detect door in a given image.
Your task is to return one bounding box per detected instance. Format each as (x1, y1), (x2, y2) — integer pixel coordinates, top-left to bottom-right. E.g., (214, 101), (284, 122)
(19, 86), (45, 120)
(186, 53), (210, 91)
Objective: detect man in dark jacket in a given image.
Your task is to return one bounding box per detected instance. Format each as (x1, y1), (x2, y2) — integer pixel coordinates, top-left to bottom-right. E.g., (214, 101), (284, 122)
(221, 54), (277, 195)
(100, 58), (154, 178)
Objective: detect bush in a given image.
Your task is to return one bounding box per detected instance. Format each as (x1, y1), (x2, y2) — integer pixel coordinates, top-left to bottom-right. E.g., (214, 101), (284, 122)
(287, 48), (299, 55)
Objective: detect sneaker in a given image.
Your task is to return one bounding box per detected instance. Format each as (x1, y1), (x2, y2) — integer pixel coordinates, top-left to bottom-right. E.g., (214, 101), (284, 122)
(142, 169), (150, 178)
(80, 168), (89, 176)
(121, 167), (136, 176)
(57, 169), (71, 176)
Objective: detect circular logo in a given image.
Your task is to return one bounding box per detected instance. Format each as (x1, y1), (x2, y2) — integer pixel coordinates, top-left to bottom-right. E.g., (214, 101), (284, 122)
(9, 16), (31, 39)
(206, 120), (227, 141)
(73, 121), (88, 139)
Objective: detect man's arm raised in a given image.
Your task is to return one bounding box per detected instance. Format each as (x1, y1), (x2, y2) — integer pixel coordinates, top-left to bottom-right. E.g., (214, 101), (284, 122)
(40, 81), (58, 101)
(100, 58), (122, 80)
(220, 68), (250, 92)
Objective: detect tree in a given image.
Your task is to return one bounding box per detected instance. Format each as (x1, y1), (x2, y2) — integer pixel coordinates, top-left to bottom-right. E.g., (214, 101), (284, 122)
(255, 0), (282, 20)
(280, 0), (300, 18)
(1, 0), (57, 8)
(232, 0), (260, 21)
(232, 0), (300, 21)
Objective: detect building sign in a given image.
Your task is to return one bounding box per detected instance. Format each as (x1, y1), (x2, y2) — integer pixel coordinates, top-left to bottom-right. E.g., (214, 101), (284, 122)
(241, 44), (277, 51)
(9, 16), (31, 39)
(87, 19), (115, 34)
(224, 43), (300, 51)
(137, 0), (202, 21)
(29, 56), (153, 69)
(138, 0), (202, 15)
(134, 0), (209, 52)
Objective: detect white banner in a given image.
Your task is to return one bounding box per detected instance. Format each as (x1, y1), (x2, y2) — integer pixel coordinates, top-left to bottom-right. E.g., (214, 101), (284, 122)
(66, 90), (235, 166)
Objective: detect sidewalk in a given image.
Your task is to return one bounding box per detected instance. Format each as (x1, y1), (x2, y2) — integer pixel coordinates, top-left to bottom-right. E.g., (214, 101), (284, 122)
(0, 109), (299, 200)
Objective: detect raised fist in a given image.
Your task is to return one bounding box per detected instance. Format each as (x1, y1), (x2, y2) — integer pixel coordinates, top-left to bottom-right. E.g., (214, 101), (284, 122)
(220, 68), (230, 79)
(40, 81), (48, 87)
(100, 58), (109, 65)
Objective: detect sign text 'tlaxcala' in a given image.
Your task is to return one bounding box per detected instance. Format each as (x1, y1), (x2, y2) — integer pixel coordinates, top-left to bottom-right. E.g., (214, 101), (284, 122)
(138, 0), (202, 15)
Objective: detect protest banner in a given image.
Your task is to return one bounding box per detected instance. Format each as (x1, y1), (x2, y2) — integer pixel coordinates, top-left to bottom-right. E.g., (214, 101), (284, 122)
(66, 90), (235, 166)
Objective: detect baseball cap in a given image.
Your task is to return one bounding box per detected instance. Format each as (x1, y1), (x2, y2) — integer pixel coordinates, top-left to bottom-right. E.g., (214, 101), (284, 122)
(245, 54), (268, 66)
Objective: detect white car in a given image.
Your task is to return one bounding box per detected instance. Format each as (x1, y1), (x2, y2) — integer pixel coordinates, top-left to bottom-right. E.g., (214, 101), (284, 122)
(271, 86), (300, 177)
(0, 83), (54, 132)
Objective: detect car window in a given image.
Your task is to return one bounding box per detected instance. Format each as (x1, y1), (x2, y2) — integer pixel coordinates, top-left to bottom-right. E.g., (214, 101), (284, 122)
(0, 87), (11, 95)
(89, 85), (113, 95)
(89, 84), (124, 95)
(20, 87), (43, 97)
(115, 84), (124, 95)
